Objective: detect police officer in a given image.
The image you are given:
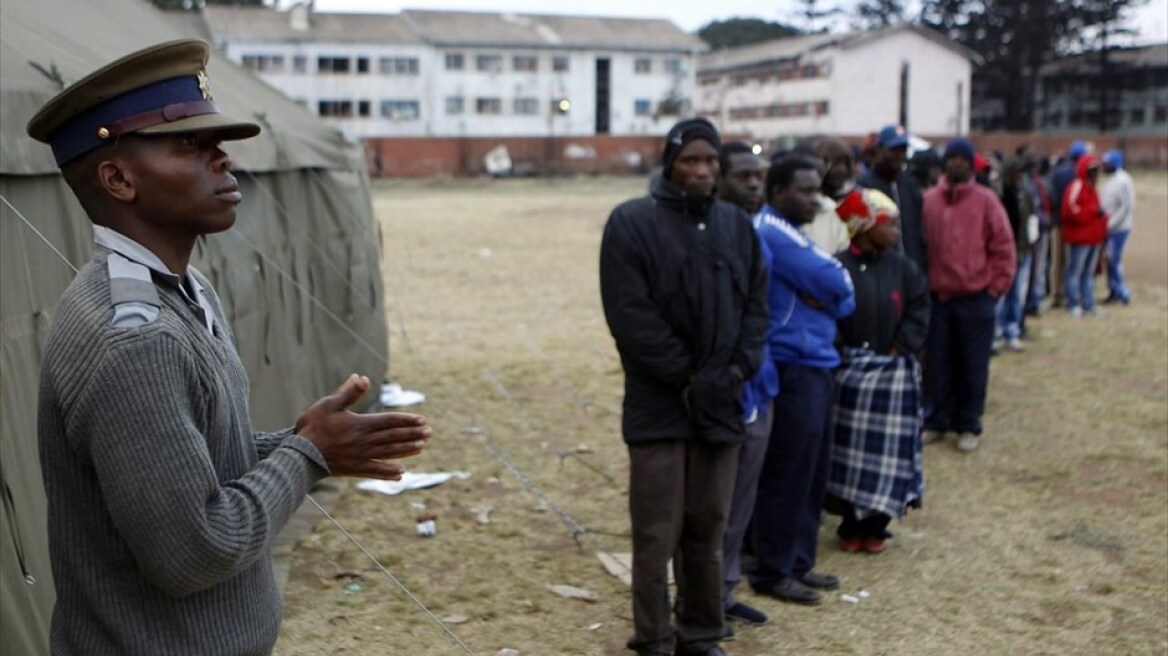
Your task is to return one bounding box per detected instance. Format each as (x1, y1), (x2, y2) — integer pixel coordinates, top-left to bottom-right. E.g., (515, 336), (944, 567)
(29, 40), (432, 655)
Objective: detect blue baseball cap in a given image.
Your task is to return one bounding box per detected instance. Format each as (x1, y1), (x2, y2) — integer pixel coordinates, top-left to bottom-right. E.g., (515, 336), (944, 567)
(1101, 149), (1124, 169)
(876, 125), (909, 149)
(1068, 141), (1088, 158)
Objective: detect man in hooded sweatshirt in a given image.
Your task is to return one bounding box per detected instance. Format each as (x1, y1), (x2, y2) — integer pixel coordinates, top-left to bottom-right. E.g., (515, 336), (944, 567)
(1061, 154), (1109, 317)
(599, 118), (770, 656)
(921, 138), (1016, 454)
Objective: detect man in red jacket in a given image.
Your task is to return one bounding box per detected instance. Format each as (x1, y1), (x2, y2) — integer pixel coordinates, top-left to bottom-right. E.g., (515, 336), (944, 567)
(921, 138), (1016, 453)
(1060, 154), (1108, 317)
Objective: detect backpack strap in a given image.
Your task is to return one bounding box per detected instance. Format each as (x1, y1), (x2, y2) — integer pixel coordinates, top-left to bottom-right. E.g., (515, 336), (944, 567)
(107, 252), (161, 328)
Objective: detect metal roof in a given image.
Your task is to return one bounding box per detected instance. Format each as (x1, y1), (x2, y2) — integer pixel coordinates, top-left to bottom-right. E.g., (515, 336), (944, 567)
(699, 25), (982, 74)
(195, 5), (703, 52)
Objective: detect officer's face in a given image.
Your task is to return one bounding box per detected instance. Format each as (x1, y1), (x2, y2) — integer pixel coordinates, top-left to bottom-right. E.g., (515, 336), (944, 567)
(670, 139), (720, 197)
(719, 153), (765, 214)
(123, 131), (239, 236)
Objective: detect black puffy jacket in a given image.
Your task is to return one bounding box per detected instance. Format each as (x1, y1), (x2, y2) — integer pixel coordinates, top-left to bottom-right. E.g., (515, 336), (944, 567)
(599, 176), (769, 445)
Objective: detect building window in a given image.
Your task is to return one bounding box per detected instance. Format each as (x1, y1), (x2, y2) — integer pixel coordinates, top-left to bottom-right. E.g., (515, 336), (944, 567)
(382, 100), (420, 120)
(476, 54), (502, 72)
(380, 57), (420, 75)
(445, 52), (464, 71)
(241, 54), (285, 73)
(664, 58), (682, 74)
(317, 57), (351, 74)
(1155, 105), (1168, 123)
(1129, 107), (1145, 124)
(634, 57), (651, 74)
(476, 97), (502, 114)
(292, 55), (307, 74)
(514, 97), (539, 115)
(356, 57), (370, 74)
(357, 100), (371, 117)
(318, 100), (354, 117)
(634, 99), (652, 116)
(814, 100), (830, 116)
(513, 55), (538, 72)
(553, 56), (570, 72)
(445, 96), (465, 115)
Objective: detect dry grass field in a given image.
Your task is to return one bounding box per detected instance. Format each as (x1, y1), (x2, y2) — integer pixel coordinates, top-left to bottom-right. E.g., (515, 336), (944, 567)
(274, 173), (1167, 656)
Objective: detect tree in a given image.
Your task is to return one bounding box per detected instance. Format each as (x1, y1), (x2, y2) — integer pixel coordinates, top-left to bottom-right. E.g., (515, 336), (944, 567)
(854, 0), (907, 29)
(794, 0), (843, 32)
(697, 17), (802, 51)
(918, 0), (1147, 130)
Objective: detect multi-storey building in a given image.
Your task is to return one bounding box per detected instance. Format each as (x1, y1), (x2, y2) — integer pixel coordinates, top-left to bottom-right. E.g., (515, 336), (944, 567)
(696, 26), (978, 142)
(192, 3), (705, 140)
(1035, 43), (1168, 135)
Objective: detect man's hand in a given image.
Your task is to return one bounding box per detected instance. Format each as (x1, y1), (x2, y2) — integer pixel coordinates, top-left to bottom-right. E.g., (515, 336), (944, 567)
(799, 293), (827, 310)
(295, 374), (432, 480)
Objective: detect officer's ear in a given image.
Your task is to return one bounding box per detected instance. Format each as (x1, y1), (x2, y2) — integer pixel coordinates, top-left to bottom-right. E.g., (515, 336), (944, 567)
(97, 156), (136, 203)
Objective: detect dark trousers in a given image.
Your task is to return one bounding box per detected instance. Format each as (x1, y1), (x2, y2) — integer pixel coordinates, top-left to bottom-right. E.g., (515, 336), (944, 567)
(628, 440), (739, 654)
(721, 403), (773, 609)
(836, 500), (892, 539)
(749, 365), (834, 589)
(924, 292), (996, 435)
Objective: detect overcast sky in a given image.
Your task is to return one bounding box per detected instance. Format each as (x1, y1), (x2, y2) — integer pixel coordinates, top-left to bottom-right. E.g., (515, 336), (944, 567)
(305, 0), (1168, 44)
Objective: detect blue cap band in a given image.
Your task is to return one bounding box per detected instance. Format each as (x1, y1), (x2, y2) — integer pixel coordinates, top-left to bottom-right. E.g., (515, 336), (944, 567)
(50, 75), (204, 166)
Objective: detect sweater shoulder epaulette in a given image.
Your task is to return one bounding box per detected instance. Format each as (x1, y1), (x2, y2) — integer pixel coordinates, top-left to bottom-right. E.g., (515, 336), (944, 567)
(106, 252), (161, 328)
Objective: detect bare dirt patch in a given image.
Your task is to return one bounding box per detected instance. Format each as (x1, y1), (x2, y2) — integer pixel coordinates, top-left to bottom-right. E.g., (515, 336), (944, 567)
(275, 175), (1168, 656)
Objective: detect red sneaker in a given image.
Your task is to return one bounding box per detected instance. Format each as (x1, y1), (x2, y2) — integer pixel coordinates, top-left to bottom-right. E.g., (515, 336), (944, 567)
(839, 537), (863, 553)
(862, 538), (887, 554)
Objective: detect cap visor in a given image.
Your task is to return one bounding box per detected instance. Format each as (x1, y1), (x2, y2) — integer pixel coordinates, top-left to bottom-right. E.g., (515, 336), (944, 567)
(137, 112), (260, 140)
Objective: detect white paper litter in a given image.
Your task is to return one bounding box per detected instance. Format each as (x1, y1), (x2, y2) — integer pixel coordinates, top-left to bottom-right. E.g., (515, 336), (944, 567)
(357, 472), (470, 496)
(379, 382), (425, 408)
(840, 594), (860, 604)
(548, 584), (598, 602)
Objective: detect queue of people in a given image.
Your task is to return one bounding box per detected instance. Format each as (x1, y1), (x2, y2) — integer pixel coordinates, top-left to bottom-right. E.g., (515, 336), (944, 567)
(601, 119), (1135, 656)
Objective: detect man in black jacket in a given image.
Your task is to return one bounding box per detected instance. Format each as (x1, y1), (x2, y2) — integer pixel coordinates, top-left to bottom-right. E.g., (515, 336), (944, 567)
(857, 125), (927, 275)
(600, 118), (769, 656)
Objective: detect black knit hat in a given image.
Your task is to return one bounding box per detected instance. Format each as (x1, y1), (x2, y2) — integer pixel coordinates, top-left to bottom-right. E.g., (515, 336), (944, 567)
(662, 118), (722, 180)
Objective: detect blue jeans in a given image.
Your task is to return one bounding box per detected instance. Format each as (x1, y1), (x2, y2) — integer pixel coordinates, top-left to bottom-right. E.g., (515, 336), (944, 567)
(1027, 230), (1050, 311)
(1064, 244), (1101, 312)
(1105, 230), (1131, 302)
(997, 251), (1032, 340)
(924, 292), (996, 435)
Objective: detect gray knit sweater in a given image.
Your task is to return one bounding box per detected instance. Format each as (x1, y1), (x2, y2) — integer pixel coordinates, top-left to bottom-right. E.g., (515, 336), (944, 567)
(37, 247), (329, 655)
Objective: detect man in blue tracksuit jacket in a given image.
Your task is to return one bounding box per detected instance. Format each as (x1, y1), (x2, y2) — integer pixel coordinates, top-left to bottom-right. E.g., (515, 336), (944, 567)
(749, 156), (856, 606)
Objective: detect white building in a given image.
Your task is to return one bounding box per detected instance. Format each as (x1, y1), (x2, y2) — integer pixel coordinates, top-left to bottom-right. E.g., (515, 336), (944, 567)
(191, 4), (705, 140)
(696, 26), (979, 142)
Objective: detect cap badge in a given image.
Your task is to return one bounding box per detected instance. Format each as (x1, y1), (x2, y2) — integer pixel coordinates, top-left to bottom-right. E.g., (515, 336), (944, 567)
(197, 70), (214, 101)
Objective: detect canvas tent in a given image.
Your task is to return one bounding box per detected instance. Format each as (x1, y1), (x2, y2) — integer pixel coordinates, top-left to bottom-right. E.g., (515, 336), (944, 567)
(0, 0), (390, 652)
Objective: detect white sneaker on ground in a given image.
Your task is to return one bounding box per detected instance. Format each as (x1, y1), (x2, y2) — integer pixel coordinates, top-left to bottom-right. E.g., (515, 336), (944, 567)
(956, 433), (981, 453)
(1068, 306), (1083, 318)
(1006, 338), (1025, 352)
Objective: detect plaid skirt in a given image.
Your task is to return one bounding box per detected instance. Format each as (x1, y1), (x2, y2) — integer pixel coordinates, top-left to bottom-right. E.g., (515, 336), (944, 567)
(826, 348), (924, 519)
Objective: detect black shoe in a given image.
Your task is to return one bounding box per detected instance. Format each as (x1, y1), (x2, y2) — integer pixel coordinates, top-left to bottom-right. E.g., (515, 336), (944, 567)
(722, 623), (736, 642)
(799, 571), (840, 590)
(759, 577), (822, 605)
(725, 601), (769, 625)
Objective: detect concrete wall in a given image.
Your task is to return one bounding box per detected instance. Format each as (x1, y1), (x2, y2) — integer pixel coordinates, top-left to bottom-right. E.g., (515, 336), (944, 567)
(833, 30), (971, 136)
(365, 134), (669, 177)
